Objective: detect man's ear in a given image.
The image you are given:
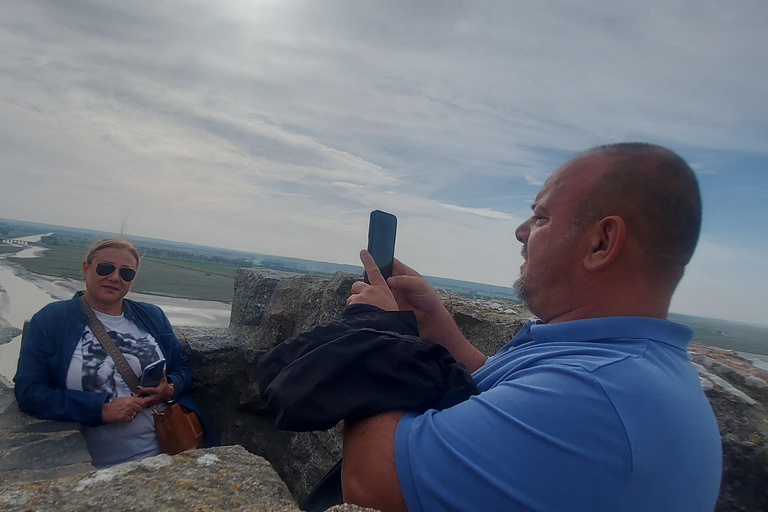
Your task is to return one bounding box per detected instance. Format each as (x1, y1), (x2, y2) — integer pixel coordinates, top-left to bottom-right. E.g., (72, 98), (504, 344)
(82, 260), (88, 281)
(583, 215), (627, 272)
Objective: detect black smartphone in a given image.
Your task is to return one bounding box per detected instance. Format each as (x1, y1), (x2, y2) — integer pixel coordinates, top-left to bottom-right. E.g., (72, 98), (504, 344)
(140, 359), (166, 388)
(364, 210), (397, 284)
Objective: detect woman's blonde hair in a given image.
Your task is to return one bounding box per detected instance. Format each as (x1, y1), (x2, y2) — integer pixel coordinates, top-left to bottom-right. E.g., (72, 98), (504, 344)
(85, 238), (140, 267)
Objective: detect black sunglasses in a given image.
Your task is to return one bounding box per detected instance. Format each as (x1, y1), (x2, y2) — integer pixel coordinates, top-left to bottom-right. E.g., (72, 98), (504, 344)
(95, 262), (137, 282)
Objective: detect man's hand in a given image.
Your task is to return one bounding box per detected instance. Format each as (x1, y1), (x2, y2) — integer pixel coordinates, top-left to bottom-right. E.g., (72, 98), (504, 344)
(348, 250), (399, 311)
(102, 396), (144, 423)
(348, 251), (487, 372)
(385, 258), (446, 321)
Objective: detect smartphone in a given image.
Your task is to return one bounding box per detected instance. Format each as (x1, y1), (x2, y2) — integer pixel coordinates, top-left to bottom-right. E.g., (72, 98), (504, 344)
(140, 359), (166, 388)
(364, 210), (397, 284)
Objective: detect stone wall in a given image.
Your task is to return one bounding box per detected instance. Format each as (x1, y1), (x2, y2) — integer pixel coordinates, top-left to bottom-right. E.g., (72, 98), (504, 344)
(191, 268), (768, 512)
(2, 267), (768, 511)
(180, 269), (529, 504)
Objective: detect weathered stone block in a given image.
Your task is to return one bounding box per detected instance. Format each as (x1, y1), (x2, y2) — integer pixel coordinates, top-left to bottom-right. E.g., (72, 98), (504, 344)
(0, 386), (92, 487)
(0, 326), (21, 346)
(230, 268), (296, 327)
(0, 445), (297, 512)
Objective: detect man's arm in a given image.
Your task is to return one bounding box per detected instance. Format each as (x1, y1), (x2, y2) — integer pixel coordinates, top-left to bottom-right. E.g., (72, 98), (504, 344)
(348, 251), (487, 372)
(342, 411), (407, 512)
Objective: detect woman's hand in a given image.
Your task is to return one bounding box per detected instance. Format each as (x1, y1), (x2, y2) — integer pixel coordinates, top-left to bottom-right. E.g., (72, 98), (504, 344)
(102, 396), (144, 423)
(137, 377), (175, 408)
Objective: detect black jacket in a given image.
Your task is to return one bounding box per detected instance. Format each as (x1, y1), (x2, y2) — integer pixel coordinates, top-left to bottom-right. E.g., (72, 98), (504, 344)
(258, 303), (478, 431)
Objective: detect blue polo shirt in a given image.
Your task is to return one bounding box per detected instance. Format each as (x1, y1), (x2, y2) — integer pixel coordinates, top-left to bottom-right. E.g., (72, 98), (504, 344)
(394, 317), (722, 512)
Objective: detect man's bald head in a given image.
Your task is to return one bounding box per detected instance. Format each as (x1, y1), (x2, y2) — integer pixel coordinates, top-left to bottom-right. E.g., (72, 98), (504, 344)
(572, 143), (702, 281)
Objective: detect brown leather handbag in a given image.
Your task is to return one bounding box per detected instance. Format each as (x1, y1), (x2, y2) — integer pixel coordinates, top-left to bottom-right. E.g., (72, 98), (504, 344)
(153, 403), (204, 455)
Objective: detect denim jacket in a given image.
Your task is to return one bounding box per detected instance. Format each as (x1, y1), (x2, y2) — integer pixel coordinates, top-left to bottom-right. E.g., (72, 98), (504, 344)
(14, 292), (215, 445)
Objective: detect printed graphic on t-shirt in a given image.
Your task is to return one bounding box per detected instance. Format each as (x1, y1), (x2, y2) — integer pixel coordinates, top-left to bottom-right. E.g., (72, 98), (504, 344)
(79, 327), (161, 397)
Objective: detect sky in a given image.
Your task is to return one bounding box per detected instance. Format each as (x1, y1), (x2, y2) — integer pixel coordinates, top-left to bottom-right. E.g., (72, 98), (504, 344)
(1, 1), (767, 326)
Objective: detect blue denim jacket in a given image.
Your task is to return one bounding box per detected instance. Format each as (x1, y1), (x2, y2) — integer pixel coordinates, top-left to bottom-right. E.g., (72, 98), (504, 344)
(14, 292), (216, 446)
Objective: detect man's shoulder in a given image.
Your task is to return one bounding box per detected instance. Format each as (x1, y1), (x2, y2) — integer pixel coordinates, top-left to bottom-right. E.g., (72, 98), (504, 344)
(479, 334), (651, 381)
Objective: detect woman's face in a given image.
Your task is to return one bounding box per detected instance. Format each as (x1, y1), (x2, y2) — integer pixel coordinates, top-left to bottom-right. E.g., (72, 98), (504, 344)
(82, 247), (138, 310)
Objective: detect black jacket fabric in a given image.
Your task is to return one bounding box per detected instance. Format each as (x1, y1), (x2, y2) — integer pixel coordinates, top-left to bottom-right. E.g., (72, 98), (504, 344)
(257, 303), (478, 432)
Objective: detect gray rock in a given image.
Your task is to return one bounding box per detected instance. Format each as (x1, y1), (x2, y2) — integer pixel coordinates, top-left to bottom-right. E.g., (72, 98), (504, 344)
(745, 374), (768, 390)
(326, 506), (381, 512)
(0, 326), (21, 346)
(252, 271), (360, 349)
(0, 445), (297, 512)
(0, 389), (92, 486)
(693, 362), (758, 406)
(203, 270), (529, 503)
(4, 268), (768, 512)
(690, 353), (717, 366)
(176, 325), (244, 353)
(230, 268), (298, 327)
(440, 293), (527, 355)
(690, 343), (768, 512)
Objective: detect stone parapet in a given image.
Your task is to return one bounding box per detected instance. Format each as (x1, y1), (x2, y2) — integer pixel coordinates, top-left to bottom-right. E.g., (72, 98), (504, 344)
(0, 385), (92, 487)
(2, 269), (767, 511)
(0, 445), (297, 512)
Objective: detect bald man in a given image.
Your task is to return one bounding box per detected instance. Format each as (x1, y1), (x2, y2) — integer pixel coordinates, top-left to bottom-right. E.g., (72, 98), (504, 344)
(344, 143), (722, 512)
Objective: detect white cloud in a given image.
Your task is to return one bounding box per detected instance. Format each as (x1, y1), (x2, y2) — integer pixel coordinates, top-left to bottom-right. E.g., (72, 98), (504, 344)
(524, 174), (545, 186)
(438, 204), (514, 220)
(0, 0), (767, 324)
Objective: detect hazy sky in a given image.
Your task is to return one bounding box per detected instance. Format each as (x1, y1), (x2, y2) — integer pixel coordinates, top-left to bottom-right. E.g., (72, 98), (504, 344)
(1, 1), (767, 326)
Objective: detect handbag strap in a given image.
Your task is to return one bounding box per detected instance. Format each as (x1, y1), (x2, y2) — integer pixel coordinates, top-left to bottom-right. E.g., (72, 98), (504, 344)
(79, 292), (141, 392)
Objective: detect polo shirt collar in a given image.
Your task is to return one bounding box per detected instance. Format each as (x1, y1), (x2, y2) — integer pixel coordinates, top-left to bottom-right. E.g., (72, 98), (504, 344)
(534, 316), (693, 350)
(510, 316), (693, 351)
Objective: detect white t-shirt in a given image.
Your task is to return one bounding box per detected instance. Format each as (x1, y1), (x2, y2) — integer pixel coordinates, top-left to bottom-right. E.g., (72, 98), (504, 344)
(66, 310), (165, 467)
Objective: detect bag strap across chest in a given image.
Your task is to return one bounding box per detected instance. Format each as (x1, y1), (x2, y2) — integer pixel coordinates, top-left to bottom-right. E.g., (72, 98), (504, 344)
(79, 292), (141, 392)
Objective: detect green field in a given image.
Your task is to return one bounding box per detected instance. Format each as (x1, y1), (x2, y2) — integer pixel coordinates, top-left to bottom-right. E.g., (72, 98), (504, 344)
(4, 218), (768, 354)
(12, 239), (236, 303)
(670, 313), (768, 356)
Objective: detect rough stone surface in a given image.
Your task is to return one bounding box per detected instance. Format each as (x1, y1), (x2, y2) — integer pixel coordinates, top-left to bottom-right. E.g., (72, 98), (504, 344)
(251, 271), (360, 350)
(230, 268), (299, 327)
(690, 343), (768, 512)
(439, 294), (527, 355)
(0, 445), (297, 512)
(181, 271), (358, 503)
(0, 386), (92, 486)
(217, 271), (768, 512)
(3, 268), (768, 512)
(197, 270), (768, 511)
(0, 326), (21, 346)
(185, 270), (530, 504)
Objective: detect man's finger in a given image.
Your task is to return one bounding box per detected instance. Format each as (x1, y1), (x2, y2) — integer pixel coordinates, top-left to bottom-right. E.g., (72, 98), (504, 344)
(386, 274), (423, 293)
(360, 250), (387, 286)
(350, 281), (368, 294)
(391, 258), (420, 277)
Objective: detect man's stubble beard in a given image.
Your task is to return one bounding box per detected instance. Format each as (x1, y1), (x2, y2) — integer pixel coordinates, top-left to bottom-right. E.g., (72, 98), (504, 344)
(513, 244), (532, 309)
(513, 273), (531, 309)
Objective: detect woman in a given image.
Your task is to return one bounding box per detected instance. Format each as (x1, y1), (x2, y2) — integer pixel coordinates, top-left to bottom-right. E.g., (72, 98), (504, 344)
(14, 238), (215, 467)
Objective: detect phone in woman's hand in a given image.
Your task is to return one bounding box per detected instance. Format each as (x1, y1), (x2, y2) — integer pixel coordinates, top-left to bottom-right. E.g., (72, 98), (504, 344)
(140, 359), (166, 388)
